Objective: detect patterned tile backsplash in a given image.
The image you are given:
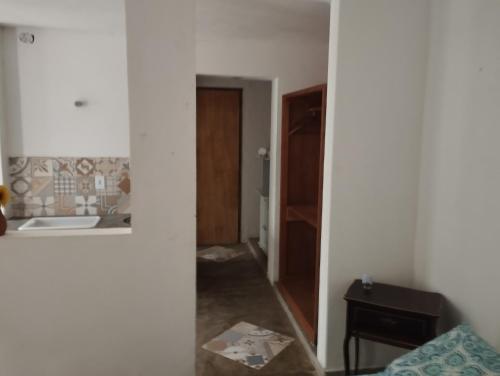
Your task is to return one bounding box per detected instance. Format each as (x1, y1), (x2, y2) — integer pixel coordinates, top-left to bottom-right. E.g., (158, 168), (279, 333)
(8, 157), (131, 218)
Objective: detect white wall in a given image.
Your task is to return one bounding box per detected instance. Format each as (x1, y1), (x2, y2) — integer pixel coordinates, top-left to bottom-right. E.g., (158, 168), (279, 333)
(196, 0), (330, 281)
(2, 26), (130, 157)
(318, 0), (430, 370)
(196, 76), (272, 242)
(0, 27), (7, 186)
(414, 0), (500, 349)
(0, 0), (125, 32)
(0, 1), (196, 375)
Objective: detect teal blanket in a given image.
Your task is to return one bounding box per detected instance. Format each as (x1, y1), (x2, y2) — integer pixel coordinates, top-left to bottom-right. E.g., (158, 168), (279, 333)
(363, 324), (500, 376)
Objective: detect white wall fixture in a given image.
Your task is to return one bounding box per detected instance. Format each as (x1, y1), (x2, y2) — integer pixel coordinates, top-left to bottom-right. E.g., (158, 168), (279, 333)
(258, 147), (270, 253)
(95, 175), (105, 191)
(258, 147), (269, 158)
(74, 100), (88, 108)
(18, 32), (35, 44)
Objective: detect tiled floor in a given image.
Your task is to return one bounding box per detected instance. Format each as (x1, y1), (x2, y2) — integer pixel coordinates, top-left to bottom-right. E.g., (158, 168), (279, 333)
(197, 245), (246, 262)
(197, 244), (317, 376)
(202, 321), (294, 369)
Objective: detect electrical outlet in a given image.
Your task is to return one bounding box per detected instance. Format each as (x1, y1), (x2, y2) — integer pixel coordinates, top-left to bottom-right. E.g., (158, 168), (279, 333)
(95, 175), (105, 191)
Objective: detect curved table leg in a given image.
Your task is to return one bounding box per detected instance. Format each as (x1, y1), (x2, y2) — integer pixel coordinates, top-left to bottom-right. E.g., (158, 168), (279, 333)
(344, 335), (351, 376)
(355, 336), (360, 375)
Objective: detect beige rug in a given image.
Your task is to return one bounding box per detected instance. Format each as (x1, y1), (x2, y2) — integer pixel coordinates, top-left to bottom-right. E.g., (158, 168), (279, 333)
(202, 322), (294, 370)
(197, 246), (245, 262)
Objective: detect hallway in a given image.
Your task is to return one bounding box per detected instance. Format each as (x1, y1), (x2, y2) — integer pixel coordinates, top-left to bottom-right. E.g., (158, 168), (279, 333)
(196, 244), (317, 376)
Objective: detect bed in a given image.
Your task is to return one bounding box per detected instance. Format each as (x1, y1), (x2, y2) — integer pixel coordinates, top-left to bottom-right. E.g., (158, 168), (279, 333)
(365, 324), (500, 376)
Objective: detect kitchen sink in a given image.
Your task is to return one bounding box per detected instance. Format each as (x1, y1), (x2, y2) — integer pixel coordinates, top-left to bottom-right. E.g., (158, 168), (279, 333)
(18, 216), (101, 231)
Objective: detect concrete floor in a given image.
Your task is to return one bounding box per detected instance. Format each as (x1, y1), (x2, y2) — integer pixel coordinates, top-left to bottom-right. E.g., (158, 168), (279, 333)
(196, 244), (317, 376)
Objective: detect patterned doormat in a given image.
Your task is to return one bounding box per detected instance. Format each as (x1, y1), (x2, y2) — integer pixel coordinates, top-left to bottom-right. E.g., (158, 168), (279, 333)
(197, 246), (245, 262)
(202, 322), (294, 370)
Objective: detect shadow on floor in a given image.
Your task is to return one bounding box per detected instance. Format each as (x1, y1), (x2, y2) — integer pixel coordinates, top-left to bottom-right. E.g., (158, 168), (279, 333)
(196, 243), (317, 376)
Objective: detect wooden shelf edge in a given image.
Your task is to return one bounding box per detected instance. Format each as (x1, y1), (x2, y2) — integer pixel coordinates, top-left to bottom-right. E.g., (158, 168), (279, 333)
(286, 205), (318, 228)
(277, 282), (315, 343)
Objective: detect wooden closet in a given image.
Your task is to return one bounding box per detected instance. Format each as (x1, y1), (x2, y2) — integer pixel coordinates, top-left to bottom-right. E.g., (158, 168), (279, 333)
(277, 84), (327, 343)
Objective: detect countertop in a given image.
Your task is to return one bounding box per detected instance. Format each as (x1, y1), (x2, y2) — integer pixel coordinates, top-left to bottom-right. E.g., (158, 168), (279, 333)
(5, 214), (131, 237)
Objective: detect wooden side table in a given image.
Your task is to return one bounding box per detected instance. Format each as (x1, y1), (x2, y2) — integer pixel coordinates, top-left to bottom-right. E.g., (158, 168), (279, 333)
(343, 280), (443, 375)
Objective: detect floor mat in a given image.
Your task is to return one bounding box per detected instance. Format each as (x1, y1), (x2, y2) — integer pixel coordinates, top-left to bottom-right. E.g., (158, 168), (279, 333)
(197, 246), (245, 262)
(202, 322), (294, 370)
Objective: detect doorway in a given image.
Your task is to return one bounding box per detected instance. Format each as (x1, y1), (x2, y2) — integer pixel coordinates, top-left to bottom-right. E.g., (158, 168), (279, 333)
(195, 77), (317, 376)
(196, 87), (242, 245)
(196, 76), (272, 257)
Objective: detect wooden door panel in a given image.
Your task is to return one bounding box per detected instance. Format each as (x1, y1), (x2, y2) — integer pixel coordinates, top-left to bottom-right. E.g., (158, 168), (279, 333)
(196, 88), (241, 245)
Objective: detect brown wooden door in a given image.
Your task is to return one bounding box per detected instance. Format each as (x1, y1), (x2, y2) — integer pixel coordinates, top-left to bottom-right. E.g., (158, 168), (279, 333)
(196, 88), (241, 245)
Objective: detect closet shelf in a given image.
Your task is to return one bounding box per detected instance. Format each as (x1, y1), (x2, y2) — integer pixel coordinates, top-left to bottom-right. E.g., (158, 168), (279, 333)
(288, 108), (322, 136)
(288, 121), (320, 136)
(307, 106), (322, 114)
(286, 205), (318, 228)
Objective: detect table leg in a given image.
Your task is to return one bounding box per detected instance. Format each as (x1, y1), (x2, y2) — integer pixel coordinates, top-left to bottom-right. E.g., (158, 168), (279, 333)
(343, 335), (351, 376)
(355, 335), (360, 375)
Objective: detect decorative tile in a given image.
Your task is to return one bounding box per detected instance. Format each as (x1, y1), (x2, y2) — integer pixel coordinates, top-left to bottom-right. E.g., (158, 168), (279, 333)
(116, 194), (131, 213)
(76, 176), (96, 196)
(9, 156), (130, 217)
(9, 157), (31, 177)
(197, 246), (246, 262)
(10, 197), (35, 218)
(117, 158), (130, 173)
(10, 207), (26, 218)
(31, 158), (53, 177)
(11, 177), (32, 197)
(95, 158), (118, 175)
(32, 196), (56, 217)
(31, 177), (54, 198)
(53, 158), (76, 177)
(54, 195), (76, 216)
(118, 173), (131, 195)
(54, 176), (76, 195)
(76, 158), (96, 176)
(76, 195), (98, 215)
(99, 194), (130, 215)
(105, 176), (120, 195)
(97, 194), (120, 215)
(202, 322), (294, 370)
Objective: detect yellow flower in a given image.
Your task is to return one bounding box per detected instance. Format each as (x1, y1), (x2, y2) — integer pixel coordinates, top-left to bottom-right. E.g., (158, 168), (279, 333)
(0, 185), (11, 207)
